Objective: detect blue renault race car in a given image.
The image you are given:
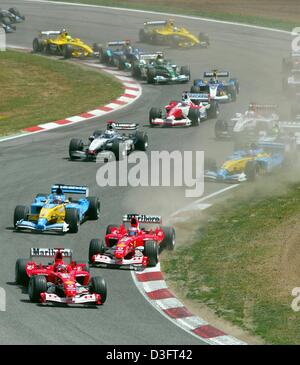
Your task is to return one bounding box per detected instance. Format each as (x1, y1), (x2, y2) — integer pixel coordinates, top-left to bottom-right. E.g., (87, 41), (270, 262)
(191, 70), (239, 102)
(14, 184), (100, 233)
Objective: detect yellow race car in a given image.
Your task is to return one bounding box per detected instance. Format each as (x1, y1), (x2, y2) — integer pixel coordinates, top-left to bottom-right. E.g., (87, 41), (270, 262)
(32, 29), (96, 58)
(138, 19), (209, 48)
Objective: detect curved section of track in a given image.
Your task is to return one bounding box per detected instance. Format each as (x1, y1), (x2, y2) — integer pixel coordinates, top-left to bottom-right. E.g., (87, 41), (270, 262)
(0, 0), (291, 344)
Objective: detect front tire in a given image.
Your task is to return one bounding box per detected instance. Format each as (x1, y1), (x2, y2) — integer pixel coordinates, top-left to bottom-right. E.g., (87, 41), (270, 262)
(63, 44), (73, 59)
(28, 275), (47, 303)
(89, 239), (106, 263)
(15, 258), (29, 286)
(14, 205), (29, 228)
(89, 276), (107, 304)
(144, 241), (159, 267)
(134, 131), (148, 151)
(149, 107), (162, 126)
(69, 138), (84, 160)
(87, 196), (100, 220)
(188, 108), (200, 127)
(65, 208), (79, 233)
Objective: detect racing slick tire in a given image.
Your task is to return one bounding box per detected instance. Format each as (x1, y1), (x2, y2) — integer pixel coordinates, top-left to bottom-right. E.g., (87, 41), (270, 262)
(63, 44), (73, 59)
(215, 119), (228, 139)
(144, 241), (159, 267)
(111, 141), (126, 161)
(139, 29), (146, 42)
(160, 226), (176, 252)
(15, 258), (29, 286)
(147, 68), (157, 84)
(28, 275), (47, 303)
(89, 276), (107, 304)
(149, 107), (162, 127)
(190, 85), (201, 94)
(131, 61), (142, 79)
(204, 157), (217, 172)
(87, 196), (100, 220)
(14, 205), (29, 228)
(69, 138), (84, 160)
(89, 239), (106, 263)
(134, 131), (148, 151)
(65, 208), (79, 233)
(180, 66), (191, 82)
(245, 160), (258, 182)
(32, 37), (44, 53)
(188, 108), (200, 127)
(207, 100), (220, 119)
(198, 32), (210, 46)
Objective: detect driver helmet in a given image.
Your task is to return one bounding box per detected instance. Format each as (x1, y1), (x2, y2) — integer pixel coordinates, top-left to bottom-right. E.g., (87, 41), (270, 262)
(156, 54), (164, 64)
(128, 226), (138, 237)
(53, 194), (64, 204)
(60, 28), (68, 35)
(66, 35), (72, 41)
(56, 264), (68, 273)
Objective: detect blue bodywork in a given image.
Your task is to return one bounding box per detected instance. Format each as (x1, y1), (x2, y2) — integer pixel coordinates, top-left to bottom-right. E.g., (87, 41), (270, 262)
(15, 184), (92, 233)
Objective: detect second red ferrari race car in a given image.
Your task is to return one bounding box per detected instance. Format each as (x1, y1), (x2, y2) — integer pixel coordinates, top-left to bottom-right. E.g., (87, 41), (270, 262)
(89, 214), (176, 269)
(15, 248), (107, 305)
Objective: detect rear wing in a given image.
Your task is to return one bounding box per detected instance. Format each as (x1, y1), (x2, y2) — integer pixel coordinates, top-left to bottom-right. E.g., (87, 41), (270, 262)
(144, 20), (167, 26)
(182, 92), (210, 102)
(204, 71), (229, 78)
(109, 122), (138, 130)
(139, 52), (164, 60)
(51, 184), (89, 197)
(122, 214), (162, 224)
(30, 248), (73, 258)
(248, 103), (278, 112)
(39, 31), (61, 37)
(257, 140), (286, 151)
(107, 40), (131, 46)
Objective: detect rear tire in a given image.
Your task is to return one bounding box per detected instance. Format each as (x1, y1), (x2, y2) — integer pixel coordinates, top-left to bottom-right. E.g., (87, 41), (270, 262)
(188, 108), (200, 126)
(14, 205), (29, 228)
(190, 85), (201, 94)
(89, 276), (107, 304)
(135, 131), (148, 151)
(180, 66), (190, 81)
(147, 68), (157, 84)
(65, 208), (79, 233)
(32, 38), (43, 53)
(28, 275), (47, 303)
(63, 44), (73, 59)
(160, 226), (176, 251)
(15, 258), (29, 286)
(87, 196), (100, 220)
(245, 160), (257, 181)
(89, 239), (106, 263)
(111, 141), (125, 161)
(144, 241), (159, 267)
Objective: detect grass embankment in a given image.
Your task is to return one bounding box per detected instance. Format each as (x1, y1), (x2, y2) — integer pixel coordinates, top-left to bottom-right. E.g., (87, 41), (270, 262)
(162, 179), (300, 344)
(55, 0), (299, 31)
(0, 50), (122, 136)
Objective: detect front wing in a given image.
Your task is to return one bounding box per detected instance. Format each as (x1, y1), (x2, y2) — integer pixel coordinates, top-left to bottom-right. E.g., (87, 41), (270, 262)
(40, 292), (101, 305)
(92, 254), (148, 270)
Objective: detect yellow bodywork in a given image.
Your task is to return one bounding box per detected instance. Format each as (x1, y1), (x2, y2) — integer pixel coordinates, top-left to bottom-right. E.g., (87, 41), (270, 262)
(41, 32), (94, 57)
(222, 152), (270, 174)
(155, 21), (199, 47)
(28, 201), (67, 224)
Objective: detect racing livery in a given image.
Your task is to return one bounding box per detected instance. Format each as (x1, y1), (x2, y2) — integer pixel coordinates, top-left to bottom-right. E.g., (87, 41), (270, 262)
(89, 214), (176, 269)
(192, 70), (239, 102)
(69, 121), (148, 161)
(138, 19), (209, 48)
(14, 184), (100, 233)
(15, 248), (107, 305)
(32, 29), (95, 58)
(149, 92), (219, 127)
(131, 51), (165, 79)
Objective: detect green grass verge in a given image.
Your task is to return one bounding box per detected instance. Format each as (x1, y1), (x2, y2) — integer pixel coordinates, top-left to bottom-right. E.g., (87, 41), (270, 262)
(162, 180), (300, 344)
(54, 0), (297, 31)
(0, 50), (122, 136)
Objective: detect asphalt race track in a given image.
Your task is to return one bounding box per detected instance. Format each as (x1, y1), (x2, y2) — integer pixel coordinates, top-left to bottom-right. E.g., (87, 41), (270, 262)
(0, 0), (292, 344)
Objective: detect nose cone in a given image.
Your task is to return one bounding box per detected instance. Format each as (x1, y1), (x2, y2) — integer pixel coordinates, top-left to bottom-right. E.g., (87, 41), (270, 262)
(37, 218), (47, 229)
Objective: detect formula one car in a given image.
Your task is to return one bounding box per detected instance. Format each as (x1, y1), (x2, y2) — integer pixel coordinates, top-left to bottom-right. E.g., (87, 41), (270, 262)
(13, 184), (100, 233)
(32, 29), (95, 59)
(146, 55), (190, 84)
(0, 11), (16, 33)
(215, 103), (280, 140)
(138, 19), (209, 48)
(282, 52), (300, 74)
(15, 248), (107, 305)
(131, 51), (164, 79)
(192, 70), (239, 102)
(149, 91), (219, 127)
(98, 40), (140, 68)
(89, 214), (176, 269)
(69, 121), (148, 161)
(204, 137), (293, 183)
(283, 69), (300, 97)
(0, 8), (25, 23)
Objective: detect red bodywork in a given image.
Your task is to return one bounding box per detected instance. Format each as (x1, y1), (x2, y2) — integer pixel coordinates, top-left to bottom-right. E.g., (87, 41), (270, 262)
(25, 250), (102, 305)
(91, 217), (165, 267)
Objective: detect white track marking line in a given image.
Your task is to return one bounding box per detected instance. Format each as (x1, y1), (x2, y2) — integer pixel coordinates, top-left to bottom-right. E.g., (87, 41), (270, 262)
(26, 0), (291, 34)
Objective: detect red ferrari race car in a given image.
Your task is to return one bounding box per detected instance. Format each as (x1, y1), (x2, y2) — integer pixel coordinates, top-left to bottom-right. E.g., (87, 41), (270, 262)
(15, 248), (107, 305)
(89, 214), (176, 269)
(149, 91), (219, 127)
